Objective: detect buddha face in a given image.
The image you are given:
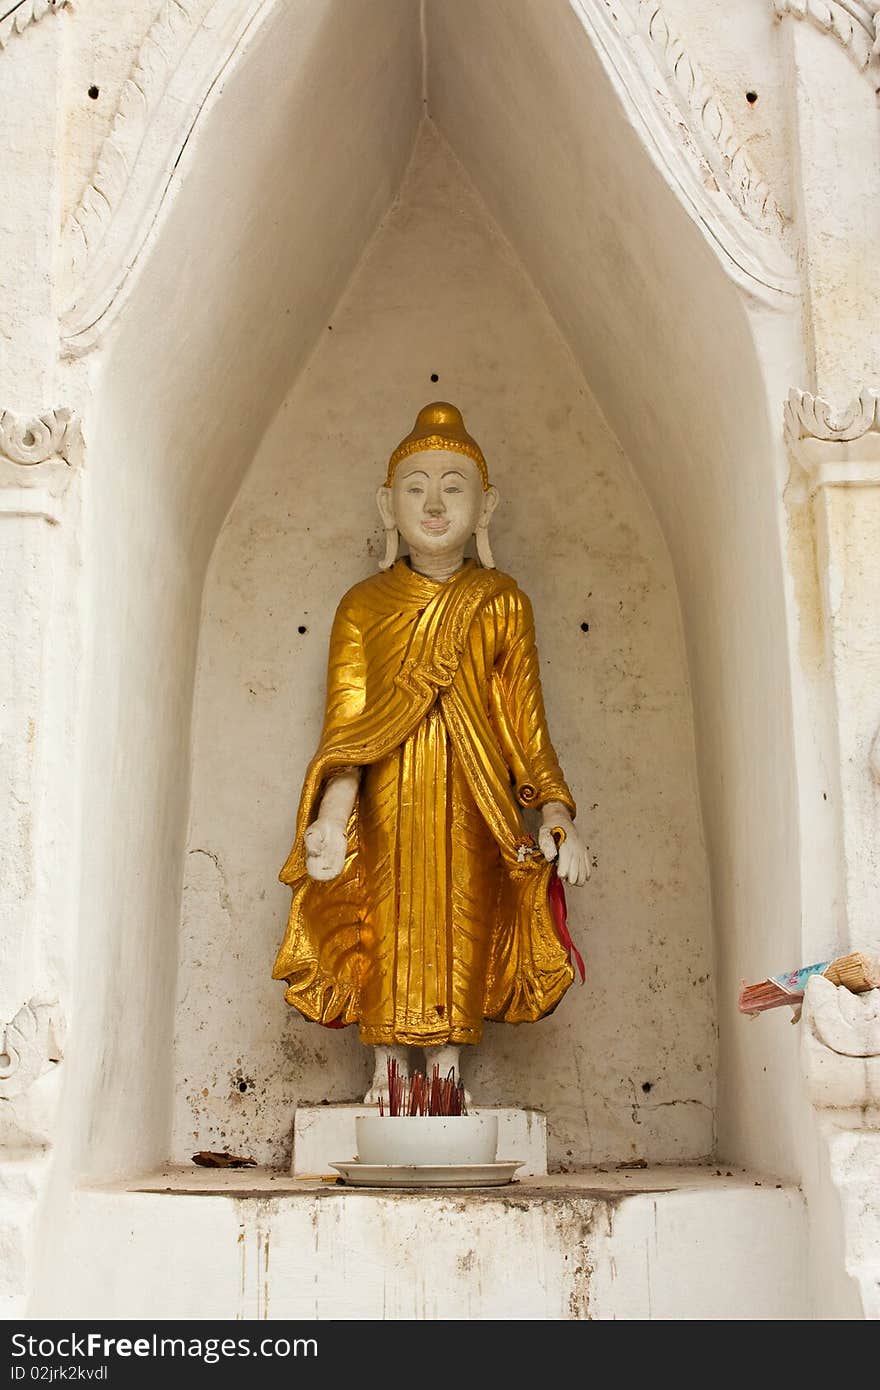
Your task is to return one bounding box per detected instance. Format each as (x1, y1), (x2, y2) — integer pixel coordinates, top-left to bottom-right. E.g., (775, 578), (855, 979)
(378, 449), (498, 563)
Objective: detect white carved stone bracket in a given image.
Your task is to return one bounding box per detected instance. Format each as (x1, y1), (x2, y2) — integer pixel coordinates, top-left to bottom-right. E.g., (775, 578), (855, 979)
(0, 0), (69, 50)
(0, 1000), (63, 1102)
(785, 386), (880, 443)
(773, 2), (880, 84)
(0, 407), (82, 468)
(784, 387), (880, 483)
(0, 409), (83, 522)
(800, 973), (878, 1112)
(804, 975), (880, 1062)
(802, 976), (880, 1318)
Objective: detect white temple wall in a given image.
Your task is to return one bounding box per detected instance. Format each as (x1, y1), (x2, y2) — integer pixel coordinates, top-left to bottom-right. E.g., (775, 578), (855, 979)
(427, 0), (808, 1176)
(174, 124), (715, 1172)
(3, 0), (872, 1318)
(54, 0), (421, 1184)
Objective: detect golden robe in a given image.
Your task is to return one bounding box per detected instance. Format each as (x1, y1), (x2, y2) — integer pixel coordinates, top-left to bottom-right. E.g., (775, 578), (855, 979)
(273, 558), (577, 1046)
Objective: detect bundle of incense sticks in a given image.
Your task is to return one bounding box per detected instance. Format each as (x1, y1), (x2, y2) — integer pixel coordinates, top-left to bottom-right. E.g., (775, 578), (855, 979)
(377, 1057), (468, 1116)
(738, 951), (880, 1017)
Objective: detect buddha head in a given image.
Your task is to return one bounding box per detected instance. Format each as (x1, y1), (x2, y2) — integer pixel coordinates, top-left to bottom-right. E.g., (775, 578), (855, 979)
(377, 403), (499, 570)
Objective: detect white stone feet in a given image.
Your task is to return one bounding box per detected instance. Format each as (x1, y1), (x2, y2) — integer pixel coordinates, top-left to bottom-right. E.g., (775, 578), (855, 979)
(425, 1043), (473, 1105)
(363, 1044), (409, 1104)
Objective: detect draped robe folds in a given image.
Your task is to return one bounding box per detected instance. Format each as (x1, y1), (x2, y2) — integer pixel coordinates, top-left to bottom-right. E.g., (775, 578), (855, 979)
(273, 558), (578, 1046)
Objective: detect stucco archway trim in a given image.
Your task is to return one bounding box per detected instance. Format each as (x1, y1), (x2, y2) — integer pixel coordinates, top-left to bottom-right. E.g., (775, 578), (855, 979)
(773, 0), (880, 78)
(60, 0), (272, 349)
(61, 0), (799, 353)
(0, 0), (69, 51)
(573, 1), (798, 301)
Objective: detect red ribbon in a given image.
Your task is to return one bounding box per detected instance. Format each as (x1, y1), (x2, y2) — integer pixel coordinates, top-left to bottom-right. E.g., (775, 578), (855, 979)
(548, 868), (585, 983)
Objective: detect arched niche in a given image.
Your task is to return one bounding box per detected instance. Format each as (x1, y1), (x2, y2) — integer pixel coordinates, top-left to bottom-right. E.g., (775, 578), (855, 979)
(64, 0), (805, 1184)
(174, 125), (715, 1170)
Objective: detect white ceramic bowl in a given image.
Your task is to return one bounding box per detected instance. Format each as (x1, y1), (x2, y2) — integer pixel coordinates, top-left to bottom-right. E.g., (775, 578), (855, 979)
(355, 1114), (498, 1167)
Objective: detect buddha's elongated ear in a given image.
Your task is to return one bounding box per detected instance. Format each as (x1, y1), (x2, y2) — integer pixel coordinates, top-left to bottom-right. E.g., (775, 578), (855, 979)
(376, 485), (399, 571)
(476, 485), (499, 569)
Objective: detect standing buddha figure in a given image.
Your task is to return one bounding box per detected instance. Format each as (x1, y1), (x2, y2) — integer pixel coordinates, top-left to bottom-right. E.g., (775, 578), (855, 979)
(273, 403), (590, 1099)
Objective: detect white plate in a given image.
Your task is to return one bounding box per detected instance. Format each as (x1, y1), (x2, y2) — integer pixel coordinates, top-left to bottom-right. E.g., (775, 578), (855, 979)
(329, 1160), (523, 1188)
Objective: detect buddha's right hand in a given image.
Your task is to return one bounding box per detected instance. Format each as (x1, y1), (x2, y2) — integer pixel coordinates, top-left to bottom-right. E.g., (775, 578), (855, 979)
(304, 818), (348, 881)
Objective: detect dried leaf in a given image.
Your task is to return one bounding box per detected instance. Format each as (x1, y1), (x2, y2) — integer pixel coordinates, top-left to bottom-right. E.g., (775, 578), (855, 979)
(192, 1150), (256, 1168)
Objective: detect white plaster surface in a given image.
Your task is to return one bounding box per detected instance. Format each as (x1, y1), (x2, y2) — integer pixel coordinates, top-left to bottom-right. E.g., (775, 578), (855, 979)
(292, 1105), (549, 1178)
(173, 126), (715, 1174)
(32, 1167), (809, 1320)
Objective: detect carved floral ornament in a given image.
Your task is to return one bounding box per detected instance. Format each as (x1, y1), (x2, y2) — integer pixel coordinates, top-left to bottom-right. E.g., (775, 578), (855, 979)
(784, 387), (880, 485)
(0, 0), (69, 50)
(0, 1000), (62, 1101)
(773, 1), (880, 77)
(785, 386), (880, 444)
(0, 407), (82, 467)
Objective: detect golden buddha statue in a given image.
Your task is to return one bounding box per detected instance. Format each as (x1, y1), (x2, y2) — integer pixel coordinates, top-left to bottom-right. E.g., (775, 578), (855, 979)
(273, 403), (590, 1099)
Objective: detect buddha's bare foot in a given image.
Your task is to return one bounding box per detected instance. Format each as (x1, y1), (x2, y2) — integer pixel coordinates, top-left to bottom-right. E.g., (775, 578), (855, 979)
(425, 1044), (473, 1106)
(363, 1045), (409, 1105)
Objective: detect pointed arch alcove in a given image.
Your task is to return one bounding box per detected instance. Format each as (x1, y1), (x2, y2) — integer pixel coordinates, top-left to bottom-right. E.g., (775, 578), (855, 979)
(173, 123), (716, 1171)
(56, 0), (806, 1209)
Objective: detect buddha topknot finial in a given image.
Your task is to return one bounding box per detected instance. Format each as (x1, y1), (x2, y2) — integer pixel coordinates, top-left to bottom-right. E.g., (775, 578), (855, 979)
(385, 402), (490, 489)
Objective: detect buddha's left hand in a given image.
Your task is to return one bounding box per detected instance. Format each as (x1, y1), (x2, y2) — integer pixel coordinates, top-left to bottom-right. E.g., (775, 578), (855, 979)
(538, 803), (591, 886)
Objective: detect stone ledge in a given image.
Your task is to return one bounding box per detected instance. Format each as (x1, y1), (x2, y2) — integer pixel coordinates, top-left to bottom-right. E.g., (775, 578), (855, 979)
(122, 1161), (776, 1198)
(39, 1166), (807, 1319)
